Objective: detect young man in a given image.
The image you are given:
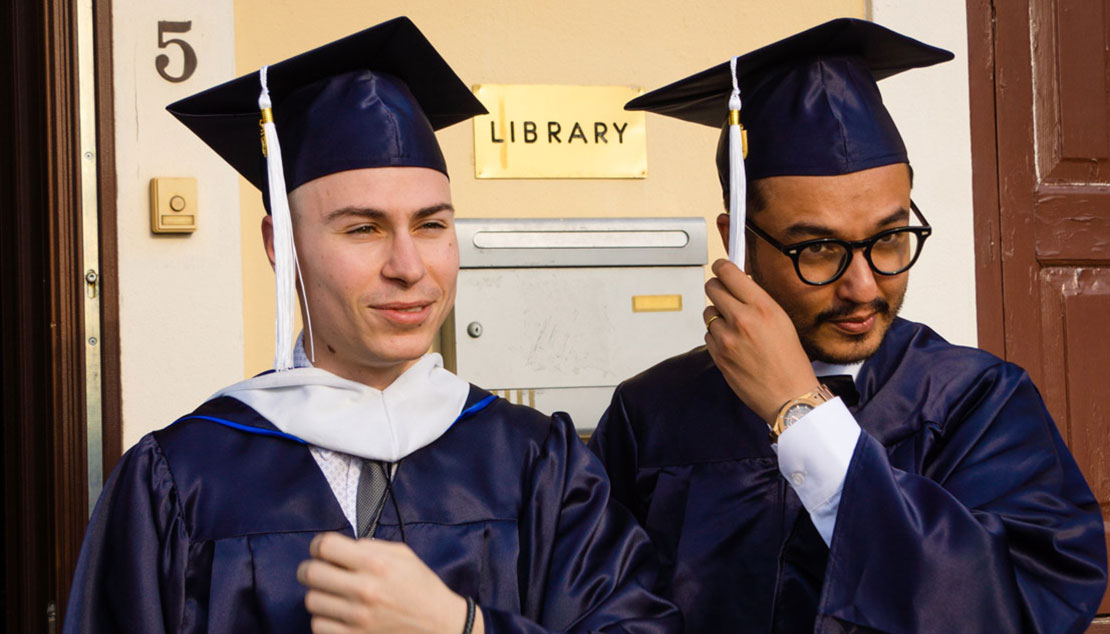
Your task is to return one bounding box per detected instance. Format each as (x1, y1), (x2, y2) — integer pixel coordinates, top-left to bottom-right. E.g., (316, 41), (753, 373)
(590, 19), (1107, 633)
(65, 18), (679, 634)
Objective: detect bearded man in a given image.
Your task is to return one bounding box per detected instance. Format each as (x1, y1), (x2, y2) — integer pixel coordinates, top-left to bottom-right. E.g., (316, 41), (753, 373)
(590, 19), (1107, 633)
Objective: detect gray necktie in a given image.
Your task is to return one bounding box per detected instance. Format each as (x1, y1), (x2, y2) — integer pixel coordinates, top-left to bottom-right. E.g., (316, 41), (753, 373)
(356, 460), (389, 538)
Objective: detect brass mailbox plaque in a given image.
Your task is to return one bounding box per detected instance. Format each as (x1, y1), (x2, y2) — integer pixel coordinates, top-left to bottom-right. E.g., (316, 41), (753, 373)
(472, 84), (646, 179)
(632, 294), (683, 313)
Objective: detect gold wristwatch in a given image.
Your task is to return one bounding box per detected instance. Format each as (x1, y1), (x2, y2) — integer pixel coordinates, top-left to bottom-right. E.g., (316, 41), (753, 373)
(769, 384), (835, 442)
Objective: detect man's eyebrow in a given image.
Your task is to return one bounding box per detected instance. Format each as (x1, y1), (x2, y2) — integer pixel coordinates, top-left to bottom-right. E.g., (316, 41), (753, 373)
(323, 203), (454, 224)
(781, 221), (837, 240)
(324, 207), (385, 223)
(413, 203), (455, 219)
(875, 207), (910, 227)
(781, 206), (911, 241)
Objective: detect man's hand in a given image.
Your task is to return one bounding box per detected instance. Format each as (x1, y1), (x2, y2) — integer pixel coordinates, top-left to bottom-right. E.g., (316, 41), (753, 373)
(704, 259), (819, 423)
(298, 533), (484, 634)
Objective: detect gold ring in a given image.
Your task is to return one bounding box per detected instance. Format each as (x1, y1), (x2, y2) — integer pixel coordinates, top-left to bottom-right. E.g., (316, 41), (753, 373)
(706, 314), (721, 330)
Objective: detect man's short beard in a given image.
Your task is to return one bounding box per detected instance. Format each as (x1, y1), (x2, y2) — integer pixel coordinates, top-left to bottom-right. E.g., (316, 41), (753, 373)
(799, 295), (903, 363)
(748, 253), (905, 364)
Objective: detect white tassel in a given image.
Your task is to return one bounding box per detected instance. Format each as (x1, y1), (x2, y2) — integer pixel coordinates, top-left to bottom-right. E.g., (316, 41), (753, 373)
(258, 65), (310, 371)
(728, 55), (747, 271)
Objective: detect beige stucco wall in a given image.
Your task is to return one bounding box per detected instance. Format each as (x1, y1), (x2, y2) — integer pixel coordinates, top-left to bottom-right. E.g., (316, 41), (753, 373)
(872, 0), (977, 347)
(233, 0), (869, 376)
(113, 0), (243, 447)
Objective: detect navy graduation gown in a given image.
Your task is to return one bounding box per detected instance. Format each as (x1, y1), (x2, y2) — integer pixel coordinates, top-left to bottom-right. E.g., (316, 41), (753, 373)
(65, 387), (680, 633)
(590, 318), (1107, 633)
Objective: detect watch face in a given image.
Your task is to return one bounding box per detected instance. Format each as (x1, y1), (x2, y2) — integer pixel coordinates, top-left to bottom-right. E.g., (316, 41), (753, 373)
(783, 403), (815, 429)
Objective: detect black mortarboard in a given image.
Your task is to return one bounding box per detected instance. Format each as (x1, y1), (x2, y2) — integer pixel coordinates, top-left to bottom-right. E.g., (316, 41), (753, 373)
(167, 16), (487, 200)
(626, 18), (954, 195)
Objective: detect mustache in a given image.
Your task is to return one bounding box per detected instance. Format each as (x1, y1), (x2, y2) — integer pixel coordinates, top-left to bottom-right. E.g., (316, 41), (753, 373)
(814, 297), (891, 326)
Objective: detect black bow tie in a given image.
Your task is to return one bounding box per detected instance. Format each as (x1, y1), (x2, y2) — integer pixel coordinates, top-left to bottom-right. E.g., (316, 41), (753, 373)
(819, 375), (859, 407)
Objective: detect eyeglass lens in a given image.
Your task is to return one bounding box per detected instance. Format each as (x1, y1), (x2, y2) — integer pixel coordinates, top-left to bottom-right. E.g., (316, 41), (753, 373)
(797, 230), (921, 284)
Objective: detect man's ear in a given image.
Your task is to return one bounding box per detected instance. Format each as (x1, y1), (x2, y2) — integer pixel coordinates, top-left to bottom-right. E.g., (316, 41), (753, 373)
(261, 215), (277, 271)
(716, 212), (757, 272)
(715, 213), (730, 254)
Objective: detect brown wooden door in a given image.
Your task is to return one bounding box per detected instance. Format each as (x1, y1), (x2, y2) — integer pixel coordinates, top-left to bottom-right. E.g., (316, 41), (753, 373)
(1, 0), (120, 630)
(968, 0), (1110, 623)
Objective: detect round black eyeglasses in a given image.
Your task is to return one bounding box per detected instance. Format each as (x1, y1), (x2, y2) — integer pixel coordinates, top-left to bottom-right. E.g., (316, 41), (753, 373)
(744, 201), (932, 286)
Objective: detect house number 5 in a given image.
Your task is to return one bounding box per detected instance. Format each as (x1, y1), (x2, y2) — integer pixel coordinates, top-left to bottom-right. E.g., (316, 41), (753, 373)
(155, 21), (197, 83)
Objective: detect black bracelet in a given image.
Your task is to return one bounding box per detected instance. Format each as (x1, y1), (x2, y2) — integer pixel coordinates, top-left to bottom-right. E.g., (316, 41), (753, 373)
(462, 596), (476, 634)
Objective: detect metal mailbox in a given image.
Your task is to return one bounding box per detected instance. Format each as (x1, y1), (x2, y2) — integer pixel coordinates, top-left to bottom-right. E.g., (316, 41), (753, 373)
(440, 217), (708, 433)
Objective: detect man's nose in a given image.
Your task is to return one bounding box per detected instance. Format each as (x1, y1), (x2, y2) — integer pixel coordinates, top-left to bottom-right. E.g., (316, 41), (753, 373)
(381, 233), (427, 285)
(835, 249), (880, 304)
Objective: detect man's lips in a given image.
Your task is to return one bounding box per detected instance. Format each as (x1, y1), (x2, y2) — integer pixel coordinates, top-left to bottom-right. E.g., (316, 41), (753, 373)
(371, 301), (434, 326)
(828, 312), (876, 335)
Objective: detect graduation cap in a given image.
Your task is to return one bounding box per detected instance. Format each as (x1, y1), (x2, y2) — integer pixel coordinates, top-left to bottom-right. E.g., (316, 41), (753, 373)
(167, 16), (487, 197)
(625, 18), (953, 267)
(166, 17), (487, 371)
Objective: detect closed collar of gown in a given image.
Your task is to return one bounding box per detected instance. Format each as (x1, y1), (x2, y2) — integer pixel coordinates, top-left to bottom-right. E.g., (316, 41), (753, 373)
(209, 337), (469, 461)
(811, 359), (863, 381)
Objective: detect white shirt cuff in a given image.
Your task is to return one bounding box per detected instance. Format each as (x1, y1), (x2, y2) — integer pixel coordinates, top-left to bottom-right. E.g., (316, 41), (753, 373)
(776, 397), (860, 545)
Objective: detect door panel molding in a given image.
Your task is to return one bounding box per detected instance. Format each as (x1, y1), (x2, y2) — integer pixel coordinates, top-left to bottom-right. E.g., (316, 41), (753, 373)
(967, 0), (1006, 356)
(1033, 0), (1110, 184)
(1034, 189), (1110, 262)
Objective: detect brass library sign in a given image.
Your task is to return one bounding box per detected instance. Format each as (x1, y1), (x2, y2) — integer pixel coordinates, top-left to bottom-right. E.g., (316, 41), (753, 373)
(472, 84), (647, 179)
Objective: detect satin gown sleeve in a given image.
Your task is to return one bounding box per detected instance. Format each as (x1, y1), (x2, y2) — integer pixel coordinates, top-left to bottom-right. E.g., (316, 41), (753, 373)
(481, 413), (681, 634)
(586, 392), (646, 524)
(818, 362), (1107, 633)
(63, 434), (189, 633)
